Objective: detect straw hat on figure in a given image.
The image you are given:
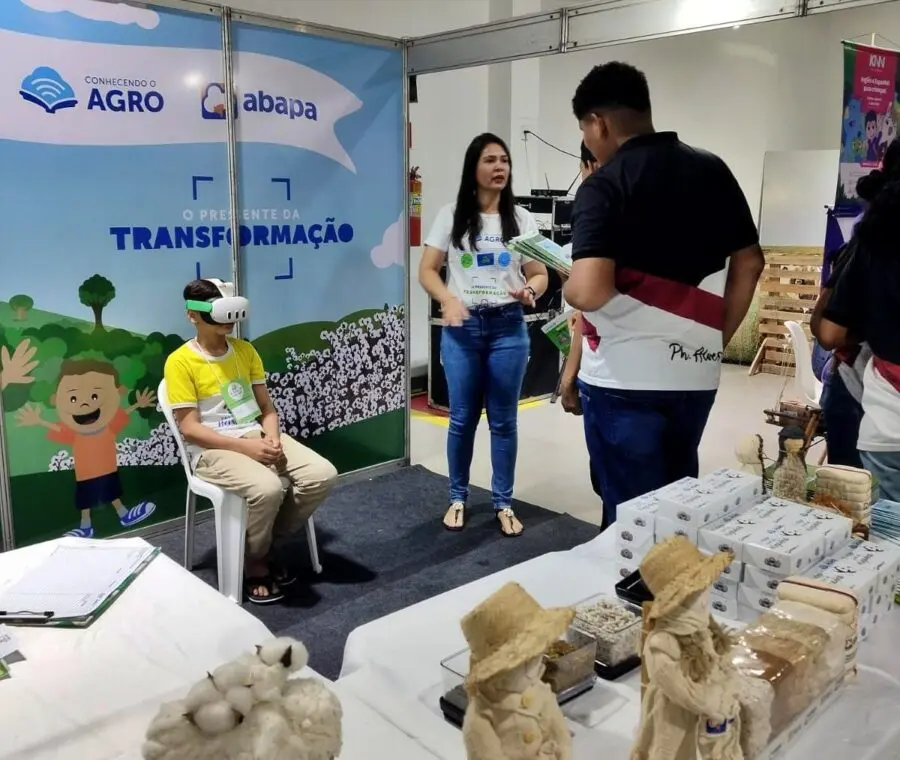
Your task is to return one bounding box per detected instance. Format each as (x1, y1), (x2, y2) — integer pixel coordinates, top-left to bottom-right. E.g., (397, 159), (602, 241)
(631, 537), (743, 760)
(461, 582), (574, 760)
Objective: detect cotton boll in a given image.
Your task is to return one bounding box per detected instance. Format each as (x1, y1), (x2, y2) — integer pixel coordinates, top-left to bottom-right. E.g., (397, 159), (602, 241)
(211, 654), (255, 692)
(257, 637), (297, 667)
(184, 675), (221, 712)
(193, 700), (239, 735)
(285, 641), (309, 673)
(248, 662), (286, 704)
(225, 686), (256, 717)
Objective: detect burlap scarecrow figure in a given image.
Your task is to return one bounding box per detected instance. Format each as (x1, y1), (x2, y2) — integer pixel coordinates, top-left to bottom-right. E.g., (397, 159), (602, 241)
(631, 537), (743, 760)
(461, 582), (574, 760)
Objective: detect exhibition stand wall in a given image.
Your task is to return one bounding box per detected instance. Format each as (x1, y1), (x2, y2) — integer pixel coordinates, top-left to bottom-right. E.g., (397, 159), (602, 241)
(0, 0), (409, 549)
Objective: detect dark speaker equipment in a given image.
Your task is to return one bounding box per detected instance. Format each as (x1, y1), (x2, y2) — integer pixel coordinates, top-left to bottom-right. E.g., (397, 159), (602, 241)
(409, 75), (418, 103)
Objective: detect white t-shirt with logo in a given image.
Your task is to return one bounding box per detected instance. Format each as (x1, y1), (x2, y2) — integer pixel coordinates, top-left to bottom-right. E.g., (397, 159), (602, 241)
(424, 204), (539, 308)
(858, 357), (900, 452)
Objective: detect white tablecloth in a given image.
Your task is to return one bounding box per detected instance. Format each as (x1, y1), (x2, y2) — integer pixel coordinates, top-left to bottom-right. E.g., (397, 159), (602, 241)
(0, 537), (442, 760)
(338, 530), (900, 760)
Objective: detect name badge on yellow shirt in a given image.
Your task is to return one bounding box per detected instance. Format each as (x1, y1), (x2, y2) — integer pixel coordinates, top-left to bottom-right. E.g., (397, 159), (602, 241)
(221, 377), (261, 425)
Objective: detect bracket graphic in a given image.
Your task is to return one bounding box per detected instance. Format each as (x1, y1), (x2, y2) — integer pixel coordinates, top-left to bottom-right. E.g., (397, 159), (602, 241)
(275, 257), (294, 281)
(192, 176), (215, 201)
(271, 177), (292, 201)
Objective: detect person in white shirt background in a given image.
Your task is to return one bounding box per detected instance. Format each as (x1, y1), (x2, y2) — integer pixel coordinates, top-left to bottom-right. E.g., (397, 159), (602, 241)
(419, 133), (548, 537)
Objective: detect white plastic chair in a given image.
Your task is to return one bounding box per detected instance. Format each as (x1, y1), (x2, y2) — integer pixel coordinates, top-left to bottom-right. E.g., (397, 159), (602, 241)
(158, 379), (322, 604)
(784, 320), (823, 409)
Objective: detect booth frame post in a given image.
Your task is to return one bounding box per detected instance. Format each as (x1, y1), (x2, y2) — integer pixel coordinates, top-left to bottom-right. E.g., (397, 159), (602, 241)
(221, 6), (243, 337)
(0, 390), (13, 551)
(402, 42), (412, 465)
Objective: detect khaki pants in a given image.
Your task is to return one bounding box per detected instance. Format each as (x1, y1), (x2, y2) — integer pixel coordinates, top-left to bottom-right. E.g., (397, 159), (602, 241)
(194, 431), (338, 561)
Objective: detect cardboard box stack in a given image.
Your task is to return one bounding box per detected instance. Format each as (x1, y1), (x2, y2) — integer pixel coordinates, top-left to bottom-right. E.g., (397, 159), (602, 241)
(699, 497), (854, 621)
(801, 537), (900, 639)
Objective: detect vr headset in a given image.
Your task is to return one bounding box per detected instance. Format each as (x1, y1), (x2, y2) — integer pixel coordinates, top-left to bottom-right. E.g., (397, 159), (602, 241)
(185, 279), (249, 325)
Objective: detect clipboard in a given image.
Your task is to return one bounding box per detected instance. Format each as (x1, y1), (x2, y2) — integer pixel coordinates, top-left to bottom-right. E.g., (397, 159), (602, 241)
(0, 545), (160, 628)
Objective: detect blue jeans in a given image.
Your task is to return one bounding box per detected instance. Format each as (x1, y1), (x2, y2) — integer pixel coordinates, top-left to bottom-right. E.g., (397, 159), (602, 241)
(578, 382), (717, 529)
(861, 450), (900, 503)
(820, 369), (864, 469)
(441, 304), (529, 509)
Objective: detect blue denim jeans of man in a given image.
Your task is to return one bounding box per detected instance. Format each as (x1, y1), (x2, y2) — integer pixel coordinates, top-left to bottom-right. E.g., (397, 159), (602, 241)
(578, 382), (717, 529)
(441, 303), (529, 510)
(861, 450), (900, 503)
(820, 369), (864, 469)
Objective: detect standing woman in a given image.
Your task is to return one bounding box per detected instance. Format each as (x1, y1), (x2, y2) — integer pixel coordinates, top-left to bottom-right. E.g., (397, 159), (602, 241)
(419, 133), (548, 536)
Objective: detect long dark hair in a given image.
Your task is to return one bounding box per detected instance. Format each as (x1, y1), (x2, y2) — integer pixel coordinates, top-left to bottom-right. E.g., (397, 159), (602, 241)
(451, 133), (520, 252)
(855, 139), (900, 255)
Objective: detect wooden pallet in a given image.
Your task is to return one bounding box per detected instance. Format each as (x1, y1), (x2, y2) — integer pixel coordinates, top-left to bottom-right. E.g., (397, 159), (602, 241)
(753, 246), (823, 377)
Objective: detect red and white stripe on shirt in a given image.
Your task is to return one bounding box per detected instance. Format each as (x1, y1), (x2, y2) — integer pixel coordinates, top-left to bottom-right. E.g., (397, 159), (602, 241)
(578, 267), (727, 392)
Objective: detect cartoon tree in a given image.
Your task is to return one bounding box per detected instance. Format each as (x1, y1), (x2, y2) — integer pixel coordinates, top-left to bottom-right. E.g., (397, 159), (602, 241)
(9, 294), (33, 321)
(78, 275), (115, 332)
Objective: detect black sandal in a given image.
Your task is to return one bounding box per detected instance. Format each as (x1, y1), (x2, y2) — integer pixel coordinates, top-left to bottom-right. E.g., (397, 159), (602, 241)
(270, 563), (297, 587)
(244, 576), (285, 604)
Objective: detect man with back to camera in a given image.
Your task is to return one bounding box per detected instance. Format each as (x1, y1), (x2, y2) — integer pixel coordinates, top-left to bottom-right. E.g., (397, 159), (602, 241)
(563, 62), (764, 530)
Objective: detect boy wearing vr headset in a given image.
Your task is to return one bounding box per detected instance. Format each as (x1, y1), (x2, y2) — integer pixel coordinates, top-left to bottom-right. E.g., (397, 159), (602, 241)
(164, 278), (337, 604)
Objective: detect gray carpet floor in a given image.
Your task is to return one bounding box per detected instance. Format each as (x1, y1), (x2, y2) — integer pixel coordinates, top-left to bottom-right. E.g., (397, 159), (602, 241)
(149, 465), (601, 679)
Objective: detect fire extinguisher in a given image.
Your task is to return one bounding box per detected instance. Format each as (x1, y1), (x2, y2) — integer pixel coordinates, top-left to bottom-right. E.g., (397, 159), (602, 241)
(409, 166), (422, 247)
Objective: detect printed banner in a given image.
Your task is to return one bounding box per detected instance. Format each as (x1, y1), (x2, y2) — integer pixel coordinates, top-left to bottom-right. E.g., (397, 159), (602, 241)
(0, 0), (405, 547)
(232, 21), (406, 472)
(835, 41), (900, 213)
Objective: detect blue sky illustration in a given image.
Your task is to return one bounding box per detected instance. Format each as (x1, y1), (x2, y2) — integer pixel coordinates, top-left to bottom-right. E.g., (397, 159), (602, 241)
(0, 2), (404, 339)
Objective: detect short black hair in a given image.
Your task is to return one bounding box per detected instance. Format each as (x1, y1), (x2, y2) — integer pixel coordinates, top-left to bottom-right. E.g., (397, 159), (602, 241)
(572, 62), (651, 120)
(183, 279), (223, 301)
(580, 141), (595, 165)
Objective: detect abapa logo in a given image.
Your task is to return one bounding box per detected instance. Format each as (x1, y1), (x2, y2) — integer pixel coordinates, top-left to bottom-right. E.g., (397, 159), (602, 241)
(201, 82), (318, 121)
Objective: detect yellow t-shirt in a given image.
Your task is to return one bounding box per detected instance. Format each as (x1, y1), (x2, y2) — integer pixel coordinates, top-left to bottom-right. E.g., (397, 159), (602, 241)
(164, 338), (266, 460)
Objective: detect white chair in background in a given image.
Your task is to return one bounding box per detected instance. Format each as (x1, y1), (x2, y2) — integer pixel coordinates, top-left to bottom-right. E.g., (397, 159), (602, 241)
(784, 320), (823, 408)
(158, 379), (322, 604)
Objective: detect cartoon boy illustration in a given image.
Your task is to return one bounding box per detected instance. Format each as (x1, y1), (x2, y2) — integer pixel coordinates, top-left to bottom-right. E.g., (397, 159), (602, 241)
(866, 110), (881, 162)
(16, 359), (157, 537)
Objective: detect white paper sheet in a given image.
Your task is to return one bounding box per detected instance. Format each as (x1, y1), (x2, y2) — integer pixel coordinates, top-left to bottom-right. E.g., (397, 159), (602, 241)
(0, 543), (156, 620)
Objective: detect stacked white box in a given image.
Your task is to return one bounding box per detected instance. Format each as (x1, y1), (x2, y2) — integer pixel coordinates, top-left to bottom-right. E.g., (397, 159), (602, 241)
(698, 498), (852, 620)
(615, 482), (697, 578)
(700, 468), (766, 513)
(615, 492), (661, 579)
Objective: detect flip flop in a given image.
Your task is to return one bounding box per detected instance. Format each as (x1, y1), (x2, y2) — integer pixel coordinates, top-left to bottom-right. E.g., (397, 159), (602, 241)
(244, 576), (285, 605)
(497, 507), (524, 537)
(443, 502), (465, 532)
(270, 563), (298, 587)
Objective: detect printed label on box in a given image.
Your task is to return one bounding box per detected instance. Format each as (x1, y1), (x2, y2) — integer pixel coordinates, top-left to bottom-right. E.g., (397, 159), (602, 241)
(742, 521), (825, 575)
(737, 583), (777, 614)
(656, 515), (698, 544)
(708, 593), (738, 620)
(711, 575), (739, 601)
(743, 565), (783, 594)
(617, 493), (662, 532)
